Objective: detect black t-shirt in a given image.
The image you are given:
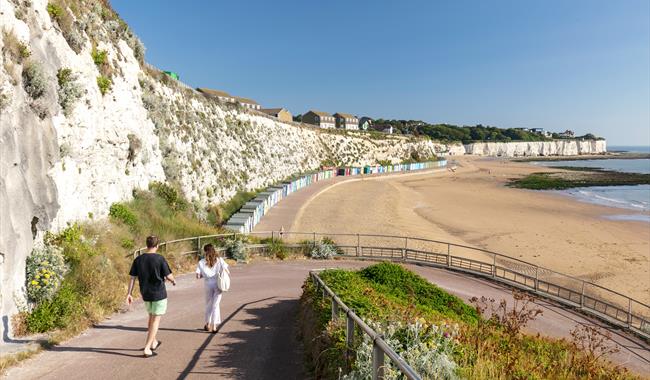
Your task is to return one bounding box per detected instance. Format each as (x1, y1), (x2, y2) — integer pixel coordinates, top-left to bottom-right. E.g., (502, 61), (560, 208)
(129, 253), (172, 302)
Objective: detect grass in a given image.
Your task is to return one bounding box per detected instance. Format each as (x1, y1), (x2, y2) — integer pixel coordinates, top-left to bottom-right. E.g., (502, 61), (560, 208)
(508, 169), (650, 190)
(0, 347), (43, 376)
(208, 190), (258, 225)
(299, 263), (638, 379)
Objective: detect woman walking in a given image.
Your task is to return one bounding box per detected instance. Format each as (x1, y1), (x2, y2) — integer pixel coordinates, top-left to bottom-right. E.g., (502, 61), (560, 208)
(196, 244), (229, 332)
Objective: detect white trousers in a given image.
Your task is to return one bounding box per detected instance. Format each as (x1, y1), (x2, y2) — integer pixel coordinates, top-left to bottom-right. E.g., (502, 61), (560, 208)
(204, 284), (223, 326)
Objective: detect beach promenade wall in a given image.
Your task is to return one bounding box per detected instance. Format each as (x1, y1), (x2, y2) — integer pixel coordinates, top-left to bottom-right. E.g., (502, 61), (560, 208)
(0, 1), (455, 337)
(464, 140), (607, 157)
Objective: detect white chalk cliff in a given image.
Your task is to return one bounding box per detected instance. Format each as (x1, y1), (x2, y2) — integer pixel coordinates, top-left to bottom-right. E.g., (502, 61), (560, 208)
(463, 140), (607, 157)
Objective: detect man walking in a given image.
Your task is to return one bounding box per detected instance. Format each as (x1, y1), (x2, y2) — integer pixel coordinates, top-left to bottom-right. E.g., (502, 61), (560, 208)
(126, 236), (176, 357)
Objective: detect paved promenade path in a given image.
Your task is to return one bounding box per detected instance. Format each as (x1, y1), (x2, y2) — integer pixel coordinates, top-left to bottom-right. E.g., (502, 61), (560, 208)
(4, 260), (649, 379)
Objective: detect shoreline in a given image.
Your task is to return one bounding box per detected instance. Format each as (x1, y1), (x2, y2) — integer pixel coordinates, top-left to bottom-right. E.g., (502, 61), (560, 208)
(289, 156), (650, 303)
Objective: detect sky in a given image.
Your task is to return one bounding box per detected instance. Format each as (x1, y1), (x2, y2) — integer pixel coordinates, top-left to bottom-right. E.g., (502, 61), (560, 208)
(111, 0), (650, 146)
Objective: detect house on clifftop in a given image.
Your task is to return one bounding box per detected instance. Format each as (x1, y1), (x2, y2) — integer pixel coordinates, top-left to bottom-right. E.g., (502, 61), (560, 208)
(261, 108), (293, 122)
(333, 113), (359, 130)
(302, 110), (335, 129)
(196, 88), (236, 103)
(234, 96), (261, 110)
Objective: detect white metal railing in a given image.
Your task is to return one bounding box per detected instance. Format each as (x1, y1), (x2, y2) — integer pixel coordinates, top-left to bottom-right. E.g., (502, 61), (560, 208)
(132, 231), (650, 344)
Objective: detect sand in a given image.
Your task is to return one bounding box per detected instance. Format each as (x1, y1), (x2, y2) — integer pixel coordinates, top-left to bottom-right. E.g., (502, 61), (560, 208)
(291, 156), (650, 304)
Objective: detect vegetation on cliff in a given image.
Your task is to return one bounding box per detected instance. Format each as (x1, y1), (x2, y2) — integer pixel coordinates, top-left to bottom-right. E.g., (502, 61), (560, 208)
(299, 263), (635, 379)
(508, 167), (650, 190)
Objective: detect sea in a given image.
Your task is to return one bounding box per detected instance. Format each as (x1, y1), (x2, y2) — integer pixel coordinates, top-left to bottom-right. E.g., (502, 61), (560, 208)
(531, 146), (650, 222)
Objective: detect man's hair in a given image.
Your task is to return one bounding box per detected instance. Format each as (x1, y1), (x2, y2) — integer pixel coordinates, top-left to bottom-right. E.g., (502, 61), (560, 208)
(146, 236), (159, 249)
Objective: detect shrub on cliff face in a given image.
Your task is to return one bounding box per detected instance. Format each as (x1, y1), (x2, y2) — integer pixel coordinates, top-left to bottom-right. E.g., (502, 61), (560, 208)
(149, 181), (188, 211)
(56, 68), (82, 115)
(25, 246), (68, 304)
(108, 203), (138, 228)
(22, 62), (47, 99)
(96, 75), (111, 95)
(47, 1), (84, 53)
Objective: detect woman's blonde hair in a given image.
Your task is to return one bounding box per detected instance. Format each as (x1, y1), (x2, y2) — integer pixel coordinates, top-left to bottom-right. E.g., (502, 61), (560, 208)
(203, 244), (220, 267)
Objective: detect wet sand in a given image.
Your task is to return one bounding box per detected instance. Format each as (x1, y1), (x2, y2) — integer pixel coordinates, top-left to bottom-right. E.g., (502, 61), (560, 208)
(291, 156), (650, 303)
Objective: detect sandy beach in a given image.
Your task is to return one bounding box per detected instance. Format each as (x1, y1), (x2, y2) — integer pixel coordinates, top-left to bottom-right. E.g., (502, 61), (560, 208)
(291, 157), (650, 303)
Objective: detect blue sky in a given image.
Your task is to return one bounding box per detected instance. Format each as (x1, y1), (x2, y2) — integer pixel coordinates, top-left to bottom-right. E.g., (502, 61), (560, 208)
(112, 0), (650, 145)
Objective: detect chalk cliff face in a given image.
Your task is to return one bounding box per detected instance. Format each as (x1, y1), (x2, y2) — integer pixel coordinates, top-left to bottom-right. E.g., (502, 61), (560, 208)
(0, 0), (457, 333)
(463, 140), (607, 157)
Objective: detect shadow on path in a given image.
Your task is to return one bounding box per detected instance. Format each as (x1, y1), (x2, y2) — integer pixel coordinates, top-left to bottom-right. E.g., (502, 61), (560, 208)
(201, 298), (305, 380)
(177, 296), (280, 380)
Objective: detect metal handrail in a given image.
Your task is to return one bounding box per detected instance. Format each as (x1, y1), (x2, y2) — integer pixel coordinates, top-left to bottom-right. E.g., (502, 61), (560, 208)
(310, 271), (421, 380)
(131, 231), (650, 341)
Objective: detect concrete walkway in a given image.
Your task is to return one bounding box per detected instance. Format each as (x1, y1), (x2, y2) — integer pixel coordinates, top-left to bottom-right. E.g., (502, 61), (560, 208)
(3, 260), (648, 379)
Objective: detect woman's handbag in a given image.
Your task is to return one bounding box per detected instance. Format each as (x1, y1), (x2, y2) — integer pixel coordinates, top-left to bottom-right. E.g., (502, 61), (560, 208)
(218, 259), (230, 292)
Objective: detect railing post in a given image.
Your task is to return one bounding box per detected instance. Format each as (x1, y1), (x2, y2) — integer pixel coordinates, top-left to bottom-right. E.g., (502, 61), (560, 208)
(492, 253), (496, 278)
(402, 237), (407, 261)
(331, 298), (339, 321)
(197, 236), (201, 256)
(372, 339), (385, 380)
(346, 314), (355, 362)
(580, 281), (585, 309)
(627, 299), (632, 328)
(446, 244), (451, 267)
(357, 234), (361, 257)
(534, 266), (539, 292)
(271, 230), (275, 242)
(313, 232), (317, 245)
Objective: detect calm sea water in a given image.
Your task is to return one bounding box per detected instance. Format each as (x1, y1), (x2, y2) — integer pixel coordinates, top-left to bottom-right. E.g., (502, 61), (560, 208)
(530, 148), (650, 221)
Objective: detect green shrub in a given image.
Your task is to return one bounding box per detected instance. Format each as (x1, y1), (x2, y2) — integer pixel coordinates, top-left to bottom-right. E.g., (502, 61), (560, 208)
(91, 47), (108, 66)
(263, 239), (287, 260)
(96, 75), (111, 95)
(120, 238), (134, 249)
(360, 262), (478, 323)
(25, 246), (68, 304)
(26, 282), (83, 333)
(108, 203), (138, 228)
(22, 62), (47, 99)
(46, 3), (64, 19)
(310, 238), (341, 259)
(149, 181), (187, 211)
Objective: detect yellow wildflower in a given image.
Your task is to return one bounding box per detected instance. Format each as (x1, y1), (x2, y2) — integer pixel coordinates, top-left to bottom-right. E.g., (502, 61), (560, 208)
(30, 280), (38, 285)
(44, 274), (50, 279)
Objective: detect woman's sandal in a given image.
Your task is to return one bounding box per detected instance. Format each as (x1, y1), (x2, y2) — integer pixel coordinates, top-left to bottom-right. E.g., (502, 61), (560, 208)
(152, 341), (162, 351)
(143, 351), (158, 358)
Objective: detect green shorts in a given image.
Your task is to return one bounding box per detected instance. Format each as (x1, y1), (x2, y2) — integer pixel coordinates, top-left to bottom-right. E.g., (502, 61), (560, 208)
(144, 299), (167, 315)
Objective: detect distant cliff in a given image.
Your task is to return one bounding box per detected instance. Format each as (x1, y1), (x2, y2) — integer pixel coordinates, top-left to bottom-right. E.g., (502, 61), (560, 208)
(463, 140), (607, 157)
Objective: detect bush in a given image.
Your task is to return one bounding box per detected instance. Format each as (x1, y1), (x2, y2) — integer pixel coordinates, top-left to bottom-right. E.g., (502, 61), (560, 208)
(22, 62), (47, 99)
(343, 319), (459, 380)
(25, 246), (68, 304)
(46, 3), (64, 19)
(108, 203), (138, 228)
(96, 75), (111, 95)
(310, 239), (337, 260)
(263, 238), (287, 260)
(91, 47), (108, 66)
(149, 181), (187, 211)
(56, 68), (82, 116)
(26, 282), (83, 333)
(225, 237), (248, 262)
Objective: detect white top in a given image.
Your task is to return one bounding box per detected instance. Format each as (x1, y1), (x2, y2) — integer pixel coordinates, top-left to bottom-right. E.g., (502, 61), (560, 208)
(196, 258), (228, 285)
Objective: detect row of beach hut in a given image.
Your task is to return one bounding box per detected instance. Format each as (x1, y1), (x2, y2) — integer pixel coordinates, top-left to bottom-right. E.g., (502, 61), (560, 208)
(224, 160), (447, 233)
